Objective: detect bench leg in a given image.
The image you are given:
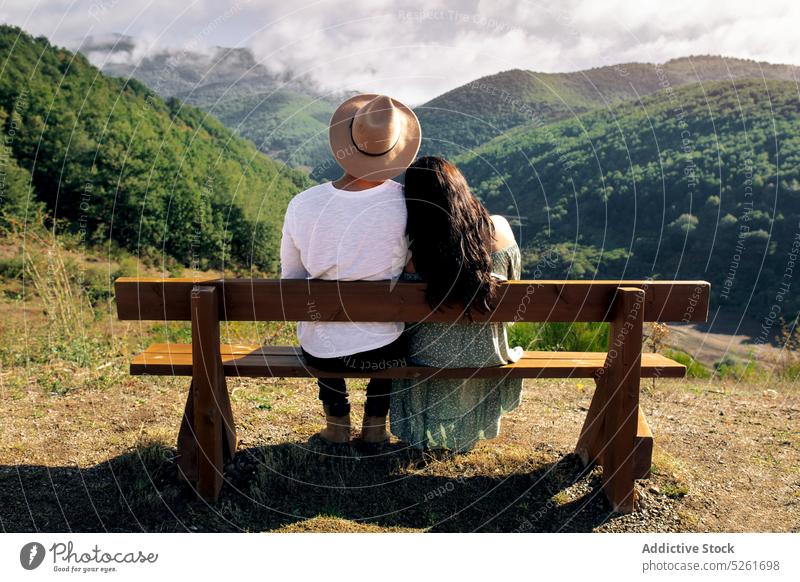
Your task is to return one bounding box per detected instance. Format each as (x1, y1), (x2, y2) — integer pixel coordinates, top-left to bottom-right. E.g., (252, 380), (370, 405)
(576, 375), (609, 466)
(216, 364), (237, 459)
(177, 383), (198, 482)
(575, 287), (646, 513)
(174, 285), (238, 502)
(633, 406), (653, 480)
(177, 375), (237, 489)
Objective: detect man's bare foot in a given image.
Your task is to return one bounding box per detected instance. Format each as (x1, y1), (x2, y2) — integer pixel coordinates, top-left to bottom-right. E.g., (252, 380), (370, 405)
(361, 415), (389, 444)
(319, 407), (351, 444)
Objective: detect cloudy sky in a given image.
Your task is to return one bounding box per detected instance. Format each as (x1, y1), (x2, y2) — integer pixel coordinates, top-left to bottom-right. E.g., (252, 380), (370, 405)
(1, 0), (798, 103)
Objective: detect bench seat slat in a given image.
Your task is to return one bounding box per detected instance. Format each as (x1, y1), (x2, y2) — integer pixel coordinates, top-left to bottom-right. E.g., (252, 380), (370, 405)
(143, 343), (301, 356)
(131, 344), (685, 379)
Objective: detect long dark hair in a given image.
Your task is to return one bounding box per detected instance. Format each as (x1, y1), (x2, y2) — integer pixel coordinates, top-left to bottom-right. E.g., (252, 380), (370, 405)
(403, 156), (497, 313)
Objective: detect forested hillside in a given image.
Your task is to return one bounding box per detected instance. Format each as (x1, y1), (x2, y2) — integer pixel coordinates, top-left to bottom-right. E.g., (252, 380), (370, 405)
(416, 56), (799, 159)
(93, 39), (347, 177)
(203, 90), (335, 173)
(0, 26), (310, 273)
(457, 78), (800, 314)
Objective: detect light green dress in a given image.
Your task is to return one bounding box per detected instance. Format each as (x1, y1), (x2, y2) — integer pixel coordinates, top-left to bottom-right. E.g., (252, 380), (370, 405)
(390, 244), (524, 452)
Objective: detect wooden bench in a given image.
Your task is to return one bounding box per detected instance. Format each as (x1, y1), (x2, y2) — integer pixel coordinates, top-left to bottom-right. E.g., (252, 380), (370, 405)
(114, 278), (710, 513)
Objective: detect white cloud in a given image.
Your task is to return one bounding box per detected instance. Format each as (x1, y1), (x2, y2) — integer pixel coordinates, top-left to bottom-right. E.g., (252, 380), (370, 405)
(1, 0), (799, 103)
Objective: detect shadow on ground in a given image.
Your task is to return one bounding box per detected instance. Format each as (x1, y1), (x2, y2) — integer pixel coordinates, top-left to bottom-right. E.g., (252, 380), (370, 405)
(1, 440), (627, 532)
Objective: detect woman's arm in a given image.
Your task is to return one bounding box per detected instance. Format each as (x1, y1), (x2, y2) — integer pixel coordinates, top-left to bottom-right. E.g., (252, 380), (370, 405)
(490, 215), (517, 251)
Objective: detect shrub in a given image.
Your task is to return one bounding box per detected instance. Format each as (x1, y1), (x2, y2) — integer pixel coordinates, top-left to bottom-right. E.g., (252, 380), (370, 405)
(713, 355), (759, 381)
(777, 363), (800, 381)
(663, 349), (711, 378)
(0, 256), (23, 280)
(81, 266), (114, 306)
(775, 317), (800, 380)
(114, 256), (141, 279)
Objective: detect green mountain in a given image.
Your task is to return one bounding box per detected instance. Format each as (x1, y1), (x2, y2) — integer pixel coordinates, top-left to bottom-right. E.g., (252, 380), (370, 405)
(91, 39), (346, 178)
(456, 78), (800, 314)
(0, 26), (310, 273)
(416, 57), (799, 159)
(98, 42), (799, 186)
(199, 89), (334, 174)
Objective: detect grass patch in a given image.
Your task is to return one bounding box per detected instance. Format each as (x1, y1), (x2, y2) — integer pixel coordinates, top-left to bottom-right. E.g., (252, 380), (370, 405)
(111, 438), (185, 510)
(252, 395), (273, 411)
(508, 321), (608, 351)
(659, 482), (690, 499)
(150, 322), (193, 344)
(273, 516), (421, 533)
(651, 447), (691, 499)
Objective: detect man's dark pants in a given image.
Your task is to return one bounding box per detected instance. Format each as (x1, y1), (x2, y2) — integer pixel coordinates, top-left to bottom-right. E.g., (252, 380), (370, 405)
(301, 336), (407, 417)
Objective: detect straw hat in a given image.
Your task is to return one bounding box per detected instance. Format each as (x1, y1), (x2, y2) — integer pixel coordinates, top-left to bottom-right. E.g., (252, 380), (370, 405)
(328, 94), (421, 181)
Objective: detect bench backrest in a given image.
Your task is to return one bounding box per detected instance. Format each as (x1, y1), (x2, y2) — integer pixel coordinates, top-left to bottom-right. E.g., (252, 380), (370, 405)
(114, 278), (710, 323)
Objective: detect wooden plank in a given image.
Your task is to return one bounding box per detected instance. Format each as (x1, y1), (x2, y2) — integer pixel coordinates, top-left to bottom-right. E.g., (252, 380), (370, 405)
(130, 345), (685, 379)
(191, 286), (225, 502)
(599, 287), (645, 514)
(138, 344), (684, 365)
(145, 343), (301, 356)
(115, 278), (710, 323)
(142, 342), (681, 370)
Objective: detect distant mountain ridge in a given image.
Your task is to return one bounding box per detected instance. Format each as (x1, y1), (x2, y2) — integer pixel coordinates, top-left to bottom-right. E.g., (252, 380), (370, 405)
(415, 55), (800, 158)
(81, 37), (351, 176)
(78, 34), (323, 98)
(87, 41), (799, 180)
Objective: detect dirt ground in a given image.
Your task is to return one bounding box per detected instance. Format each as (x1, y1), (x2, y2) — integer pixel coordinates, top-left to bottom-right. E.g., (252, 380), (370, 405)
(667, 309), (784, 367)
(1, 367), (798, 533)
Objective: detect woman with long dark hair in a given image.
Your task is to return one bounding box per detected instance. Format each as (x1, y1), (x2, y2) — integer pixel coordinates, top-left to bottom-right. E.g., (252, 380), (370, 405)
(390, 156), (524, 452)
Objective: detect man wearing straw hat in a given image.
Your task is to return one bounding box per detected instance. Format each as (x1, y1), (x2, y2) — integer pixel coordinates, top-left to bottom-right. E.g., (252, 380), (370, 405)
(280, 94), (421, 445)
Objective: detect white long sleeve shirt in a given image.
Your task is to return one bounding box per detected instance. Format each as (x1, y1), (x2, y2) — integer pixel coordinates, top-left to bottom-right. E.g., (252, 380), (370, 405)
(280, 180), (408, 357)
